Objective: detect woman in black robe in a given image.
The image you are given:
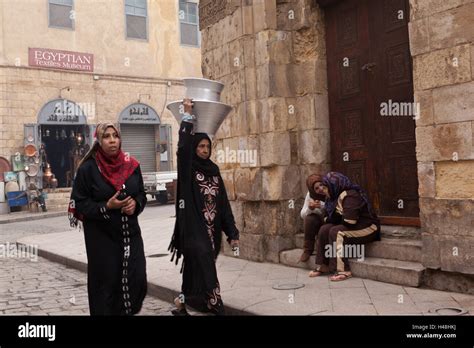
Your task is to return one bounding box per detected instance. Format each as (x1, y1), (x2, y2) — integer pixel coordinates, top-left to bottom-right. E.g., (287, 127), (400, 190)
(169, 98), (240, 316)
(68, 123), (147, 315)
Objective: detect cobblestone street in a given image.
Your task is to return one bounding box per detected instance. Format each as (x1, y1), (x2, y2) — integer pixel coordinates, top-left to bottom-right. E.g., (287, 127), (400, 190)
(0, 252), (174, 316)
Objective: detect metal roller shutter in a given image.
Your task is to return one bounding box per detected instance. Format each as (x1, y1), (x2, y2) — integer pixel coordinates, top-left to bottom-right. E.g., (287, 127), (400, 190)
(120, 124), (156, 172)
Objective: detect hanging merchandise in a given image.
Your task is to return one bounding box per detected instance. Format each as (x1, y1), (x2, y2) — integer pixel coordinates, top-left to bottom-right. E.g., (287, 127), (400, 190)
(45, 129), (50, 137)
(61, 128), (67, 140)
(55, 130), (59, 140)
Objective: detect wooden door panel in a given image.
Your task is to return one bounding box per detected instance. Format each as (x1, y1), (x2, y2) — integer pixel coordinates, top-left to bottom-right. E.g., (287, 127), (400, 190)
(324, 0), (419, 223)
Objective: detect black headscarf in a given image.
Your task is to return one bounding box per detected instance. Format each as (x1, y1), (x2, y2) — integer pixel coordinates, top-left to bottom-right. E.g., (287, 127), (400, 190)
(192, 133), (220, 176)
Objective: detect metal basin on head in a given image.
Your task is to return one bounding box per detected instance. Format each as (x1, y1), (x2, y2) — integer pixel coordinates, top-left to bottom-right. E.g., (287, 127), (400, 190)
(166, 100), (232, 137)
(183, 77), (224, 102)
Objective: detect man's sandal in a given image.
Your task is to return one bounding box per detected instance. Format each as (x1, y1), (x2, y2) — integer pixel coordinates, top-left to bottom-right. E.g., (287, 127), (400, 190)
(329, 272), (352, 282)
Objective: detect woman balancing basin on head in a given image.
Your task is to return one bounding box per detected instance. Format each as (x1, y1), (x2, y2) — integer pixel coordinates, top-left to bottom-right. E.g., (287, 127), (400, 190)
(169, 98), (240, 316)
(68, 123), (147, 315)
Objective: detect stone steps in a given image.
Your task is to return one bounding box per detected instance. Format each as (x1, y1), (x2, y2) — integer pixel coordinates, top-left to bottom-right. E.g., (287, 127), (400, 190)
(295, 233), (422, 263)
(285, 225), (425, 287)
(279, 249), (425, 287)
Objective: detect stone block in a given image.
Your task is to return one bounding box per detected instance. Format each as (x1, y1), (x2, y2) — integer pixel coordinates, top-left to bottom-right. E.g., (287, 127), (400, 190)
(410, 0), (472, 20)
(417, 161), (436, 198)
(201, 49), (215, 80)
(439, 235), (474, 274)
(220, 169), (235, 201)
(261, 201), (281, 236)
(435, 160), (474, 199)
(243, 67), (257, 101)
(413, 44), (472, 91)
(229, 200), (244, 233)
(408, 17), (430, 56)
(297, 129), (330, 164)
(228, 39), (243, 73)
(433, 80), (474, 124)
(234, 167), (263, 201)
(276, 0), (310, 31)
(261, 165), (301, 201)
(243, 201), (264, 234)
(242, 4), (254, 35)
(419, 197), (474, 237)
(414, 90), (434, 126)
(237, 135), (259, 168)
(246, 100), (260, 134)
(253, 0), (277, 33)
(264, 235), (294, 263)
(259, 97), (290, 132)
(421, 233), (441, 269)
(429, 2), (474, 50)
(212, 44), (230, 78)
(259, 131), (291, 167)
(239, 233), (265, 262)
(240, 36), (256, 68)
(415, 122), (473, 161)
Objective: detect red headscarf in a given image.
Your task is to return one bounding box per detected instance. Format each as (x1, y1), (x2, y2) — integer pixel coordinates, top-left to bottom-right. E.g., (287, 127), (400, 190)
(94, 123), (139, 191)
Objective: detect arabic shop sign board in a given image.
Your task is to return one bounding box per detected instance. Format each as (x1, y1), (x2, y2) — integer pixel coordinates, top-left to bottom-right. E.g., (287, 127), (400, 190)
(29, 48), (94, 72)
(119, 104), (161, 124)
(38, 99), (88, 125)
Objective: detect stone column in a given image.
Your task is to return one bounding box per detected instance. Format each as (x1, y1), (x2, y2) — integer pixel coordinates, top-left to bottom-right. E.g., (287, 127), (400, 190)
(409, 0), (474, 276)
(200, 0), (330, 262)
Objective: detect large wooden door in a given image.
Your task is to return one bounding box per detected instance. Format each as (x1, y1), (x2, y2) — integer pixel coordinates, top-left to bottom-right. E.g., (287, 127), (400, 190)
(323, 0), (419, 225)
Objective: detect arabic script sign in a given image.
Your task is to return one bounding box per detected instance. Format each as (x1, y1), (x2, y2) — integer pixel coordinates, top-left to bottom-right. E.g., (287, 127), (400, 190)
(119, 103), (161, 124)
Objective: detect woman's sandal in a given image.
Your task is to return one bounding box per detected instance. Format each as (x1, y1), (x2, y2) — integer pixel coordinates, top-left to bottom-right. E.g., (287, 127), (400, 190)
(308, 267), (330, 277)
(329, 272), (353, 282)
(171, 297), (189, 316)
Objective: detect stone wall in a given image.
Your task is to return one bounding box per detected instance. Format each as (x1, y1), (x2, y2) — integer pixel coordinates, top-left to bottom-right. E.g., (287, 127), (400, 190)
(409, 0), (474, 275)
(0, 66), (184, 171)
(200, 0), (330, 262)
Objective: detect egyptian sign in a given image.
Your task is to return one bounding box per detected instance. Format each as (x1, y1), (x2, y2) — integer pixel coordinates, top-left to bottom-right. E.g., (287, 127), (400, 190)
(29, 48), (94, 72)
(119, 103), (161, 124)
(38, 99), (88, 125)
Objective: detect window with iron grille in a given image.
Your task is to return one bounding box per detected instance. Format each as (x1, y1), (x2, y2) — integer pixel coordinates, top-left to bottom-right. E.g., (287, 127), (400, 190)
(49, 0), (74, 29)
(125, 0), (148, 40)
(179, 0), (200, 47)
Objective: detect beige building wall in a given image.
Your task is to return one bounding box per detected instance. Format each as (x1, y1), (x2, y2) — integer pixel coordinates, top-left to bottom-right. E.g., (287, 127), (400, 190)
(0, 0), (201, 78)
(0, 0), (202, 172)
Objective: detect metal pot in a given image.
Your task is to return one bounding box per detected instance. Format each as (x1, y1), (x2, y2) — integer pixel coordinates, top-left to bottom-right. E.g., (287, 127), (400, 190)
(166, 100), (232, 137)
(183, 78), (224, 102)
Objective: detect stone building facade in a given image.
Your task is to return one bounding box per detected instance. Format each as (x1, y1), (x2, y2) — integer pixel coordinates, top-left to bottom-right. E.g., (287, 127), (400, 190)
(199, 0), (473, 292)
(0, 0), (202, 185)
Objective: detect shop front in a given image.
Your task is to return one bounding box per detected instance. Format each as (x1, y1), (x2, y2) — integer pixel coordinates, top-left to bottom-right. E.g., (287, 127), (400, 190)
(118, 103), (172, 172)
(25, 98), (94, 188)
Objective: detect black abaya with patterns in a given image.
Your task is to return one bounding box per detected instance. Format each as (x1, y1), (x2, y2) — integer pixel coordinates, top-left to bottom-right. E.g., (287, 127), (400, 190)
(71, 157), (147, 315)
(169, 121), (239, 315)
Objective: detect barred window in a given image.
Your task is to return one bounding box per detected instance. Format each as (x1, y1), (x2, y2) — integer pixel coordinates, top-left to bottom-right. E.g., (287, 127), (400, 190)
(49, 0), (74, 29)
(125, 0), (148, 40)
(179, 0), (200, 47)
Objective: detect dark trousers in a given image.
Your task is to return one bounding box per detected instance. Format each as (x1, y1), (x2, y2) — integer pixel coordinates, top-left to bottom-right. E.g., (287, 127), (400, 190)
(315, 223), (378, 272)
(303, 213), (324, 245)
